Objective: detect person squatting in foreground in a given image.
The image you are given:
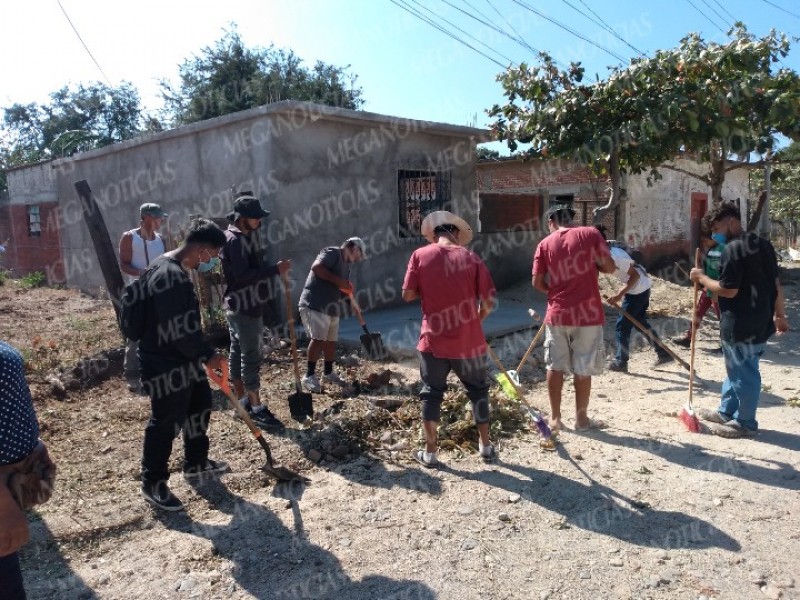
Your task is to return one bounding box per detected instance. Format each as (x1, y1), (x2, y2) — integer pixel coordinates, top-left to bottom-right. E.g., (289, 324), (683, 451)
(298, 236), (367, 393)
(220, 192), (290, 431)
(138, 218), (229, 511)
(532, 205), (616, 432)
(689, 201), (789, 438)
(402, 210), (498, 467)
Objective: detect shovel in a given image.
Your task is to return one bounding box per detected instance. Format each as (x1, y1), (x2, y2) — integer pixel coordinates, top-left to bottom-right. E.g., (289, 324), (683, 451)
(495, 309), (543, 400)
(281, 272), (314, 422)
(347, 292), (388, 360)
(205, 363), (308, 483)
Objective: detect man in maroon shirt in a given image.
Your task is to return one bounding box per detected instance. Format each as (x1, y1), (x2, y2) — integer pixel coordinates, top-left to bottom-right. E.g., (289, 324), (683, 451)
(402, 211), (497, 467)
(532, 205), (616, 432)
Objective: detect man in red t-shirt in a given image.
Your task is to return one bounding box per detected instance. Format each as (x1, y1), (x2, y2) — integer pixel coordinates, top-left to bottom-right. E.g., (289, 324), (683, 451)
(532, 205), (616, 432)
(402, 211), (497, 467)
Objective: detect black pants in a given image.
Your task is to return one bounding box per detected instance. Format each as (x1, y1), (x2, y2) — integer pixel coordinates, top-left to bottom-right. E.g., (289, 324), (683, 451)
(419, 352), (490, 424)
(0, 552), (26, 600)
(141, 363), (212, 485)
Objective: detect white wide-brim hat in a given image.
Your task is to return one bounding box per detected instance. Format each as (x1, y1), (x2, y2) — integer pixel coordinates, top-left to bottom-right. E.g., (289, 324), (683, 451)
(421, 211), (473, 246)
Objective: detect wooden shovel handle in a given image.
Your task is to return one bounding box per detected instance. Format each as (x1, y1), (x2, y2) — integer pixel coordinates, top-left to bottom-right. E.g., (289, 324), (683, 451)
(280, 272), (303, 390)
(688, 247), (701, 406)
(515, 310), (544, 373)
(346, 291), (367, 327)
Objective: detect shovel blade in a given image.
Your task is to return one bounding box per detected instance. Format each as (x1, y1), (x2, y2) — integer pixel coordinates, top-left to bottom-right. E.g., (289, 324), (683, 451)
(360, 332), (388, 360)
(262, 463), (310, 483)
(288, 390), (313, 422)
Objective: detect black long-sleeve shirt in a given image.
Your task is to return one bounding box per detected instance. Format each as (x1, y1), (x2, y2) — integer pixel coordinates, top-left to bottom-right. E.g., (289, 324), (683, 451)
(220, 225), (280, 317)
(138, 255), (215, 375)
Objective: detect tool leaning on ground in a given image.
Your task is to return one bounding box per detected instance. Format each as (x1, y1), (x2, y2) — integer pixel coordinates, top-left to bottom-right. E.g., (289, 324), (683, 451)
(603, 295), (691, 371)
(679, 248), (703, 433)
(281, 272), (314, 422)
(485, 345), (557, 451)
(205, 363), (308, 483)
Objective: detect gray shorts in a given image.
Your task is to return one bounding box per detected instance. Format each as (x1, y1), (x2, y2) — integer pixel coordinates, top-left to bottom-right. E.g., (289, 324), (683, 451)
(299, 307), (339, 342)
(544, 324), (605, 376)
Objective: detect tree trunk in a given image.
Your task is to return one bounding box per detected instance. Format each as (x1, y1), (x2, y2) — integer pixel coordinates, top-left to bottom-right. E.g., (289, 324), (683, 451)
(747, 190), (768, 232)
(592, 148), (621, 225)
(709, 140), (725, 205)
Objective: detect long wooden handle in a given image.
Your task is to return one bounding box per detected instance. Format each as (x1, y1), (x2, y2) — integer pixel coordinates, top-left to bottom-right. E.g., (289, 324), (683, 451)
(347, 291), (367, 328)
(486, 345), (533, 410)
(688, 247), (701, 407)
(604, 296), (691, 371)
(205, 363), (274, 465)
(516, 310), (544, 372)
(281, 272), (303, 390)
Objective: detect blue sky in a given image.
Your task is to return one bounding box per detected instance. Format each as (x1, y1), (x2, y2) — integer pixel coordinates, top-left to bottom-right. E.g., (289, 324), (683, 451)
(2, 0), (799, 139)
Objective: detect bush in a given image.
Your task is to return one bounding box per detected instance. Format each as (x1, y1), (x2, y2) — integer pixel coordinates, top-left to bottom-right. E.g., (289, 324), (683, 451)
(20, 271), (46, 288)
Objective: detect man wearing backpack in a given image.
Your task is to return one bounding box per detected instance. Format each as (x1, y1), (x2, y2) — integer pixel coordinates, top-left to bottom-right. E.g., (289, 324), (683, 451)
(119, 203), (168, 393)
(137, 218), (228, 511)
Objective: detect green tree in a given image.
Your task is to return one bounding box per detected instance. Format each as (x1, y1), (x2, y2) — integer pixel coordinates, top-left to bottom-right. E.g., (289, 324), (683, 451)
(160, 28), (363, 126)
(489, 25), (800, 223)
(476, 146), (501, 160)
(2, 81), (143, 163)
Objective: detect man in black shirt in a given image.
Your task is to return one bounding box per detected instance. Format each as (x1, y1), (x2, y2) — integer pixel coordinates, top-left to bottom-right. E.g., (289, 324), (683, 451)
(139, 219), (228, 511)
(690, 202), (789, 438)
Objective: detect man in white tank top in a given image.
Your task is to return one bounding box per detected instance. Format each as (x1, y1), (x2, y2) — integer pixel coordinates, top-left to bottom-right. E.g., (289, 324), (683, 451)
(119, 203), (168, 391)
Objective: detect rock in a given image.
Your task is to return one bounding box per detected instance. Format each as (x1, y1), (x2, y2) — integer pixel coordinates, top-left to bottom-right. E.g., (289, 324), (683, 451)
(579, 570), (591, 580)
(699, 596), (709, 600)
(540, 590), (553, 599)
(340, 355), (360, 367)
(609, 558), (624, 567)
(97, 574), (110, 585)
(761, 584), (783, 599)
(380, 431), (393, 443)
(749, 572), (767, 585)
(388, 440), (408, 451)
(339, 538), (352, 548)
(607, 547), (620, 554)
(458, 505), (474, 516)
(647, 577), (661, 589)
(508, 493), (522, 503)
(498, 512), (511, 522)
(713, 497), (723, 507)
(177, 576), (198, 592)
(461, 538), (479, 551)
(655, 550), (670, 560)
(774, 578), (795, 589)
(307, 449), (323, 463)
(659, 571), (675, 584)
(330, 445), (349, 459)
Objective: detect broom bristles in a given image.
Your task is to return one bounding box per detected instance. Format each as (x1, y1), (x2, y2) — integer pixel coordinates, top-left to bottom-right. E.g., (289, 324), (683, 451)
(678, 406), (701, 433)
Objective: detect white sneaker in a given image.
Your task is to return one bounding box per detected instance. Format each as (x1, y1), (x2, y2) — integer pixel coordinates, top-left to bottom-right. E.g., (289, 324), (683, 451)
(322, 372), (348, 387)
(301, 374), (321, 393)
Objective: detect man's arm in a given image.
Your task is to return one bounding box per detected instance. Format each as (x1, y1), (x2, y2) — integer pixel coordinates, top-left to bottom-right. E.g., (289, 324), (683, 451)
(775, 278), (789, 334)
(119, 232), (143, 278)
(689, 270), (738, 298)
(596, 254), (616, 274)
(312, 262), (352, 294)
(532, 273), (548, 294)
(402, 288), (420, 302)
(478, 295), (495, 321)
(608, 264), (640, 304)
(151, 276), (215, 363)
(224, 235), (285, 285)
(0, 480), (29, 557)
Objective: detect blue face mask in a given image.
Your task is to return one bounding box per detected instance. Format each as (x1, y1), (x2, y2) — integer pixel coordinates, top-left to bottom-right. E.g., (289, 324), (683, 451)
(197, 256), (220, 273)
(711, 233), (727, 245)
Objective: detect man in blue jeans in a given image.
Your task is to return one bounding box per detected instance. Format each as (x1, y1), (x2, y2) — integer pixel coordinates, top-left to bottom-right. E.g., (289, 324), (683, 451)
(221, 192), (290, 430)
(605, 241), (673, 372)
(690, 201), (789, 438)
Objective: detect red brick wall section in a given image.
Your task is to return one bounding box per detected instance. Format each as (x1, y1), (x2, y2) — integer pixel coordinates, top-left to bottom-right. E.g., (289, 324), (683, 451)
(1, 203), (65, 283)
(477, 161), (599, 191)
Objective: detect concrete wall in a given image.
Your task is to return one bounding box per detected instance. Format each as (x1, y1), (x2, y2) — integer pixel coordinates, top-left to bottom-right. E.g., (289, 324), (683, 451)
(8, 102), (486, 313)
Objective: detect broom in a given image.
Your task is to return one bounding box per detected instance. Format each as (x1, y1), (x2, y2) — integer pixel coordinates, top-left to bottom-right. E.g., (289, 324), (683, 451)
(679, 247), (702, 433)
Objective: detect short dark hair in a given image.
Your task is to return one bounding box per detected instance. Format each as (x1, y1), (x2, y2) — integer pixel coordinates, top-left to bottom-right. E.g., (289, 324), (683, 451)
(433, 224), (459, 237)
(706, 201), (741, 225)
(185, 218), (226, 247)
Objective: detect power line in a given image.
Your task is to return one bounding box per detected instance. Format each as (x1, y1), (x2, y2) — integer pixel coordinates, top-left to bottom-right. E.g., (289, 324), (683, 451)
(510, 0), (628, 63)
(388, 0), (508, 68)
(760, 0), (800, 21)
(407, 0), (516, 64)
(56, 0), (111, 86)
(710, 0), (738, 22)
(481, 0), (547, 61)
(697, 0), (734, 30)
(562, 0), (645, 56)
(683, 0), (727, 34)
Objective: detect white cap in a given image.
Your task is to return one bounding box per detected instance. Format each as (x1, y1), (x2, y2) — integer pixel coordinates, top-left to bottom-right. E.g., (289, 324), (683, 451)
(345, 236), (367, 258)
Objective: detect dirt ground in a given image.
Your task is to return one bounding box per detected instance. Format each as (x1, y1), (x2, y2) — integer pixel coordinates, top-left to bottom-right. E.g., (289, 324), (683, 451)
(2, 265), (799, 600)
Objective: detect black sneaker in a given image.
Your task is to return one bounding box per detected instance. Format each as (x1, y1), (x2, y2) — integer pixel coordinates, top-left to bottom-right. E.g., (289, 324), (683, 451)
(183, 458), (231, 479)
(251, 407), (286, 432)
(608, 361), (628, 373)
(653, 354), (674, 366)
(141, 481), (185, 511)
(672, 336), (691, 348)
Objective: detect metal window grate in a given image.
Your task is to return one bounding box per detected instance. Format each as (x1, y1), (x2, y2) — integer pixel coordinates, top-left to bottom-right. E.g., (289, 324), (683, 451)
(398, 170), (451, 238)
(28, 205), (41, 237)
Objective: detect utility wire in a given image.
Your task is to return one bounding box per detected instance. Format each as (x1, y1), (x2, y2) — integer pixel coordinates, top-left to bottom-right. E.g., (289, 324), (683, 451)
(710, 0), (738, 22)
(683, 0), (727, 34)
(510, 0), (627, 63)
(482, 0), (548, 62)
(408, 0), (516, 65)
(561, 0), (645, 56)
(389, 0), (508, 68)
(760, 0), (800, 21)
(697, 0), (734, 29)
(56, 0), (112, 86)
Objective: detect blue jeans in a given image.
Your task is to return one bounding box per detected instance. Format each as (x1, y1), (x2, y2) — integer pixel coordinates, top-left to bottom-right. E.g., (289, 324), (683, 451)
(226, 311), (263, 392)
(719, 341), (765, 431)
(615, 289), (668, 364)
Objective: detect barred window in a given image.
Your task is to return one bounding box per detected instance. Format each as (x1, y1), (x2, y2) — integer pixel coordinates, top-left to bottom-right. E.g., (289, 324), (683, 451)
(398, 170), (451, 238)
(28, 205), (41, 237)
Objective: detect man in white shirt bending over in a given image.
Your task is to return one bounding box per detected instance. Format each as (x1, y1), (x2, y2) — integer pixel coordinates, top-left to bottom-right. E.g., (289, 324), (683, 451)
(604, 239), (674, 373)
(119, 203), (168, 391)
